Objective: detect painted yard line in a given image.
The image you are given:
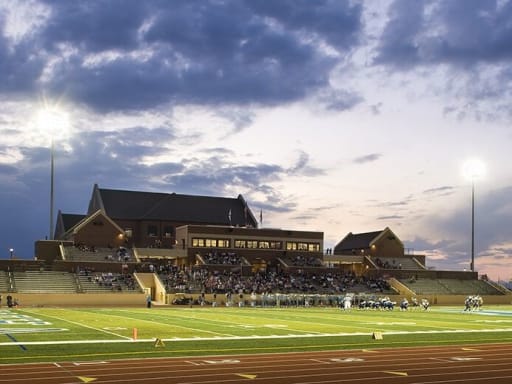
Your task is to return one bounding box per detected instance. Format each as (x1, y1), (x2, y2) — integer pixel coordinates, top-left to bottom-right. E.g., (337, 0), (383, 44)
(167, 309), (330, 335)
(110, 309), (236, 337)
(20, 309), (132, 340)
(1, 327), (512, 347)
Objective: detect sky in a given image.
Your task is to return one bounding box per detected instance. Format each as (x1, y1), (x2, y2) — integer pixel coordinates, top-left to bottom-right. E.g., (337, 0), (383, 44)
(0, 0), (511, 282)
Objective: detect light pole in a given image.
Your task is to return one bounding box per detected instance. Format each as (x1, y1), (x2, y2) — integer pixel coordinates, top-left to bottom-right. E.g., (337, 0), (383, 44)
(9, 248), (14, 259)
(38, 105), (69, 240)
(463, 159), (485, 273)
(50, 137), (55, 240)
(470, 177), (475, 272)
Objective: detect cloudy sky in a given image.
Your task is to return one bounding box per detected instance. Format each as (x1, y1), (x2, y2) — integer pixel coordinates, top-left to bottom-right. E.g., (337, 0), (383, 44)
(1, 0), (511, 281)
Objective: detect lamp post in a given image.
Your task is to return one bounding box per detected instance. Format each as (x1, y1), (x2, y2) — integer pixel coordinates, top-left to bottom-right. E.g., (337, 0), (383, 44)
(470, 177), (475, 272)
(9, 248), (14, 259)
(38, 105), (69, 240)
(463, 159), (485, 273)
(50, 137), (55, 240)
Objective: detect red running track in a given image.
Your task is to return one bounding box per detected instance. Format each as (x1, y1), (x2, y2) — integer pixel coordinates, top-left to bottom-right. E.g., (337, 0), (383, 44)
(1, 342), (512, 384)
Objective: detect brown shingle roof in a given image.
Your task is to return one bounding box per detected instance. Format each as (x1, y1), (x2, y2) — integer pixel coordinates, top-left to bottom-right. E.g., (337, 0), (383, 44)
(334, 230), (383, 252)
(90, 185), (257, 227)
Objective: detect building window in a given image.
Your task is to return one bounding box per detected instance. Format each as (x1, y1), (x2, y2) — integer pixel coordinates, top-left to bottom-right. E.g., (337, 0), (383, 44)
(218, 239), (230, 248)
(163, 225), (174, 238)
(235, 240), (246, 248)
(192, 238), (205, 247)
(192, 238), (230, 248)
(247, 240), (258, 248)
(286, 242), (319, 252)
(308, 243), (320, 252)
(205, 239), (217, 247)
(147, 225), (158, 237)
(258, 241), (270, 249)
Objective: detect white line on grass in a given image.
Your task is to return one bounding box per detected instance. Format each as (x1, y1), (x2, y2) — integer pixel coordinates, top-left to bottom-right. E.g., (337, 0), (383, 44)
(98, 309), (237, 337)
(20, 309), (132, 340)
(2, 327), (512, 347)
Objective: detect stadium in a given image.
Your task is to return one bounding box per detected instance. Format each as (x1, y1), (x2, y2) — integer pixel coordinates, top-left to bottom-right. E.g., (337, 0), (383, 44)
(1, 184), (512, 383)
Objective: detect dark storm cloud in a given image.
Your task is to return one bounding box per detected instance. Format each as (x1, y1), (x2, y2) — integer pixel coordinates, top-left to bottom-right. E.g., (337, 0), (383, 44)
(0, 21), (43, 93)
(374, 0), (512, 120)
(20, 0), (364, 112)
(376, 0), (512, 67)
(40, 0), (146, 52)
(245, 0), (363, 50)
(0, 163), (18, 176)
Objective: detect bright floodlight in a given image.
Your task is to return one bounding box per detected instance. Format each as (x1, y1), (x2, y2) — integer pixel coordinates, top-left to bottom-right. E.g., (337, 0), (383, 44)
(37, 106), (70, 140)
(462, 158), (485, 181)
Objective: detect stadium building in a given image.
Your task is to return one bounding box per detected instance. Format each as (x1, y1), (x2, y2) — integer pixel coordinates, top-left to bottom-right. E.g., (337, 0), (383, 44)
(0, 184), (509, 307)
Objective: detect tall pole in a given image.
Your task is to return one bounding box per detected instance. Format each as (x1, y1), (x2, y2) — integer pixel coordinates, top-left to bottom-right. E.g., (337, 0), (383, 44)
(470, 178), (475, 272)
(50, 138), (55, 240)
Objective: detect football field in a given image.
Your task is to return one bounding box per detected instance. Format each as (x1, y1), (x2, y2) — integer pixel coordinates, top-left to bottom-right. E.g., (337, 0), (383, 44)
(1, 305), (512, 364)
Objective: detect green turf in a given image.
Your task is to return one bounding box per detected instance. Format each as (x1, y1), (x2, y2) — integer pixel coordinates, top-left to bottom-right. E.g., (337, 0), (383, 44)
(1, 305), (512, 364)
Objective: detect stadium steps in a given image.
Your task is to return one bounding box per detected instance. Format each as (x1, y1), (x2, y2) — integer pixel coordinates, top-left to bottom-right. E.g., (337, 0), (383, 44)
(399, 278), (452, 295)
(438, 278), (505, 295)
(375, 257), (422, 270)
(63, 246), (131, 262)
(0, 270), (11, 292)
(13, 270), (78, 293)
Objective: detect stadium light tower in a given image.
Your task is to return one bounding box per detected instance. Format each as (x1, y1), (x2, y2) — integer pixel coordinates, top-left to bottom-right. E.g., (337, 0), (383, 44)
(37, 105), (70, 240)
(462, 159), (485, 272)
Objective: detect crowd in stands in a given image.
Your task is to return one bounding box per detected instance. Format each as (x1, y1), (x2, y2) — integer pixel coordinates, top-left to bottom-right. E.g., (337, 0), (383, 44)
(72, 243), (131, 262)
(374, 257), (402, 269)
(202, 251), (242, 265)
(78, 267), (137, 291)
(75, 242), (97, 252)
(286, 255), (323, 267)
(153, 262), (391, 296)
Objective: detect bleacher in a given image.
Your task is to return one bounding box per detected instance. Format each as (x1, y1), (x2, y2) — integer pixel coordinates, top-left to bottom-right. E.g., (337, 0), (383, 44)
(438, 278), (504, 295)
(13, 270), (78, 293)
(400, 277), (506, 295)
(0, 270), (11, 292)
(374, 257), (424, 270)
(64, 246), (133, 262)
(399, 278), (452, 295)
(78, 273), (142, 293)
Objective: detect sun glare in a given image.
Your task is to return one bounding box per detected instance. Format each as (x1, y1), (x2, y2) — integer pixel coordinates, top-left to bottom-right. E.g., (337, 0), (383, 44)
(462, 158), (485, 181)
(37, 105), (71, 141)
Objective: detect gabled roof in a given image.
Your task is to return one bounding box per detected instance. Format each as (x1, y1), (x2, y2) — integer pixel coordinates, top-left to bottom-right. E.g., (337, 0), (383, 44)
(55, 211), (86, 240)
(334, 230), (384, 252)
(61, 213), (86, 233)
(334, 227), (403, 253)
(70, 209), (124, 235)
(87, 184), (258, 227)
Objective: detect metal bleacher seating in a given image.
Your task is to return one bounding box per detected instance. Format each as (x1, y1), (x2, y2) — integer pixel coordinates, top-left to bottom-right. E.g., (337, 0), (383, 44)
(77, 273), (142, 293)
(13, 270), (78, 293)
(437, 278), (504, 295)
(64, 246), (133, 262)
(0, 270), (11, 292)
(375, 257), (424, 270)
(401, 277), (505, 295)
(399, 278), (452, 295)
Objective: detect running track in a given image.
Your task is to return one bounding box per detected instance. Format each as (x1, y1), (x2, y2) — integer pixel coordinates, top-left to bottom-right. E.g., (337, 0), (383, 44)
(1, 343), (512, 384)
